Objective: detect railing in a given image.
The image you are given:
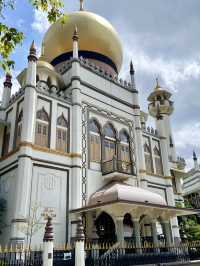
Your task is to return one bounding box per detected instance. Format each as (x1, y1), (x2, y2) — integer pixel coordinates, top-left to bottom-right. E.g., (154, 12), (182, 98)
(0, 249), (42, 265)
(102, 158), (134, 176)
(85, 241), (200, 266)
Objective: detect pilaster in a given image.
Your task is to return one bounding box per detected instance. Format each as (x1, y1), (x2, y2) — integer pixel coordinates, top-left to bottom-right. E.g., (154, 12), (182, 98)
(71, 30), (82, 209)
(10, 156), (33, 243)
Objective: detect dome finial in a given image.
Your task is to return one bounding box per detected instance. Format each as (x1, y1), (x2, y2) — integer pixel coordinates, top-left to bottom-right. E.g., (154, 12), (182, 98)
(155, 77), (161, 90)
(80, 0), (84, 11)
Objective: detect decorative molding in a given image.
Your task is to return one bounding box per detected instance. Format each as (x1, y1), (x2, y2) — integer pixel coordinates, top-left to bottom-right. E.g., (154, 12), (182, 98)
(0, 147), (20, 161)
(165, 175), (173, 180)
(19, 142), (82, 158)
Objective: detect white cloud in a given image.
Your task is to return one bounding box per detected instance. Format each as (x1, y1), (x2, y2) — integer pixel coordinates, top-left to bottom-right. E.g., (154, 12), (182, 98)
(121, 34), (200, 92)
(174, 122), (200, 149)
(31, 9), (50, 34)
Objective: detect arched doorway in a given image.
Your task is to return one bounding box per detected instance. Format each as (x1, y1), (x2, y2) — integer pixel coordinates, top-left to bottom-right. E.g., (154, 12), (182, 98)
(95, 212), (116, 243)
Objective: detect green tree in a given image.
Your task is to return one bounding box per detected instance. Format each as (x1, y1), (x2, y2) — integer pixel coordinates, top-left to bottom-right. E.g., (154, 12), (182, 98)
(0, 198), (6, 234)
(180, 216), (200, 241)
(0, 0), (65, 73)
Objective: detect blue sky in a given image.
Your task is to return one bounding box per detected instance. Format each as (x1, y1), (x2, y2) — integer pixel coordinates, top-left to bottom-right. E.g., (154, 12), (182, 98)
(1, 0), (200, 170)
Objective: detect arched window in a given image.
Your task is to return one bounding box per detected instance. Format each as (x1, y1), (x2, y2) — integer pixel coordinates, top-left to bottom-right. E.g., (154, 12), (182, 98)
(103, 123), (116, 161)
(89, 119), (101, 162)
(16, 110), (23, 147)
(143, 137), (153, 173)
(35, 107), (49, 147)
(56, 113), (68, 153)
(153, 143), (163, 175)
(119, 130), (130, 162)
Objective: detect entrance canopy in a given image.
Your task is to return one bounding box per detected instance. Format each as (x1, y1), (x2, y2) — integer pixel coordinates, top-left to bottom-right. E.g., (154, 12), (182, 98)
(71, 182), (200, 218)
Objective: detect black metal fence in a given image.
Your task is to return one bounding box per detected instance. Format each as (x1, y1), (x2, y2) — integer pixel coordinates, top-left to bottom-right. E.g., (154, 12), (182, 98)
(85, 241), (200, 266)
(0, 249), (42, 266)
(53, 246), (75, 266)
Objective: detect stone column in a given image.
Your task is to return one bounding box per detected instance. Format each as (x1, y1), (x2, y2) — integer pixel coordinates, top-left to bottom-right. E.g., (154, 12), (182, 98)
(75, 218), (85, 266)
(115, 216), (124, 243)
(43, 217), (54, 266)
(151, 219), (159, 252)
(162, 221), (172, 247)
(133, 218), (142, 253)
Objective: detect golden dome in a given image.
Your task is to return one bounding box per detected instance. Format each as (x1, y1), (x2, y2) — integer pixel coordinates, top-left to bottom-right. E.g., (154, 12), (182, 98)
(42, 11), (123, 73)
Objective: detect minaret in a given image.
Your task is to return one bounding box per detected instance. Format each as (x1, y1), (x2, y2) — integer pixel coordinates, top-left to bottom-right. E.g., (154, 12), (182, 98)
(1, 73), (12, 109)
(21, 41), (37, 143)
(11, 42), (38, 244)
(130, 61), (146, 187)
(148, 79), (180, 241)
(193, 151), (199, 170)
(148, 79), (176, 168)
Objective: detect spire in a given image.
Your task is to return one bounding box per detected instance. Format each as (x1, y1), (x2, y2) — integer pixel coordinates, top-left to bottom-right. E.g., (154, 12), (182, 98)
(155, 77), (160, 90)
(130, 60), (136, 91)
(80, 0), (84, 11)
(41, 41), (45, 57)
(130, 60), (135, 75)
(193, 150), (199, 170)
(28, 40), (37, 62)
(193, 150), (197, 161)
(73, 26), (79, 59)
(3, 73), (12, 89)
(73, 26), (79, 42)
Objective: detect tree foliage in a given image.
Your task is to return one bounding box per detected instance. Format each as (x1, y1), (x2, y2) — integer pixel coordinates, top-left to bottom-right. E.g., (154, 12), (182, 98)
(180, 216), (200, 241)
(0, 0), (64, 73)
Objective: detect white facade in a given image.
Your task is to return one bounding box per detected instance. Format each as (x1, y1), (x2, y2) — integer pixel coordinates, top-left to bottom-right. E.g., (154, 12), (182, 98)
(0, 9), (190, 247)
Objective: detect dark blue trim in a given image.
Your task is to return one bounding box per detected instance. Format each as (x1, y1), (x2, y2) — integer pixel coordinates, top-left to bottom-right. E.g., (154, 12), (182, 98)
(51, 51), (118, 73)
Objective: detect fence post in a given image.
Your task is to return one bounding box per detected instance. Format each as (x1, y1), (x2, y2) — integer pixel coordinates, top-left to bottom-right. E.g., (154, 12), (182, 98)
(43, 217), (54, 266)
(75, 217), (85, 266)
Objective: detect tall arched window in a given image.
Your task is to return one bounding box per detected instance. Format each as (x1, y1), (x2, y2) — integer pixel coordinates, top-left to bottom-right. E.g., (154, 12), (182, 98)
(56, 113), (68, 153)
(35, 107), (49, 147)
(89, 119), (101, 162)
(16, 110), (23, 147)
(153, 144), (163, 175)
(144, 137), (153, 173)
(119, 130), (130, 162)
(103, 123), (116, 161)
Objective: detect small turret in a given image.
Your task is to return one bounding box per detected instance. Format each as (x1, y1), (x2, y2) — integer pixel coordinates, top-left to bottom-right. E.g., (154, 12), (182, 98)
(148, 78), (174, 118)
(130, 61), (136, 91)
(1, 73), (12, 108)
(73, 26), (79, 59)
(193, 151), (199, 170)
(26, 41), (37, 86)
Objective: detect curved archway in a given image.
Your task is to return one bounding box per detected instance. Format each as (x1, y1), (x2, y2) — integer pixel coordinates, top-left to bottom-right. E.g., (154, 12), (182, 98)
(95, 212), (116, 243)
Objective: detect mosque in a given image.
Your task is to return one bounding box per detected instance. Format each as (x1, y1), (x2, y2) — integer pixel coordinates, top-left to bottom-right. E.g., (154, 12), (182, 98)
(0, 0), (198, 246)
